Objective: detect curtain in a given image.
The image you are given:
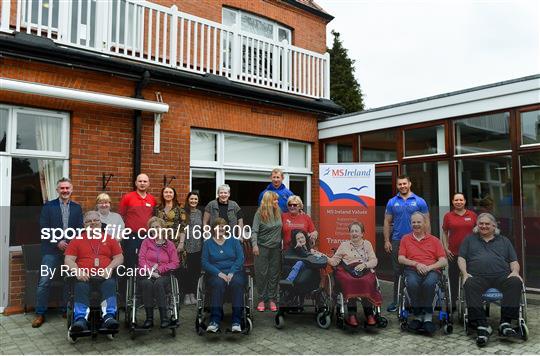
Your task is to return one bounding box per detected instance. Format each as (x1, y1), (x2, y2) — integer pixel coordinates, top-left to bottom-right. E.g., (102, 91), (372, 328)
(34, 114), (63, 203)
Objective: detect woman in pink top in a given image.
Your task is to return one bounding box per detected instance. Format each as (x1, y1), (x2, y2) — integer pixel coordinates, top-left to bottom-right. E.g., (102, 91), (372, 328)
(328, 221), (382, 328)
(138, 217), (180, 329)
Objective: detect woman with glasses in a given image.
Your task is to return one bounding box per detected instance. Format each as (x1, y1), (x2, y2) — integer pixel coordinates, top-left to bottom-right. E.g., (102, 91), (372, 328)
(281, 195), (318, 251)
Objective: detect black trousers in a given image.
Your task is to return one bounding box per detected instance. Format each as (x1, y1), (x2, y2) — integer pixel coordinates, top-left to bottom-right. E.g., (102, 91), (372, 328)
(183, 251), (202, 295)
(139, 276), (170, 308)
(463, 275), (522, 323)
(448, 257), (459, 308)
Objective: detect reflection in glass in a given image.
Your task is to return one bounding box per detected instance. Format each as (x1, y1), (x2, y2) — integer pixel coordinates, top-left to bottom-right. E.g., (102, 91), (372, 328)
(0, 109), (7, 151)
(325, 141), (353, 163)
(455, 112), (510, 154)
(16, 113), (62, 152)
(191, 170), (216, 210)
(289, 142), (308, 168)
(521, 110), (540, 146)
(190, 131), (217, 161)
(10, 158), (64, 246)
(404, 125), (445, 157)
(521, 153), (540, 288)
(360, 129), (397, 162)
(456, 155), (513, 239)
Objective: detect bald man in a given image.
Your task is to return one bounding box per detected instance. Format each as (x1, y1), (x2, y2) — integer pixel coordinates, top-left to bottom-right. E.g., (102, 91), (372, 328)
(119, 174), (156, 268)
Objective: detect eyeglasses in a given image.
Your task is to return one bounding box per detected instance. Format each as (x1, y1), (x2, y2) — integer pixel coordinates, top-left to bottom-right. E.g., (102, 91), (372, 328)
(288, 203), (299, 207)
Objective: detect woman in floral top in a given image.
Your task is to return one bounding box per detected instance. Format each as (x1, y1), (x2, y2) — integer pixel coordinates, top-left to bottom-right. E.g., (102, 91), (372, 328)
(154, 186), (187, 245)
(178, 191), (203, 305)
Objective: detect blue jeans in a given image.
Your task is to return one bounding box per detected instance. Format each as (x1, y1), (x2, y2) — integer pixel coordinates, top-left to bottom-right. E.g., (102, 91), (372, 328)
(74, 278), (117, 321)
(36, 254), (66, 315)
(403, 268), (439, 316)
(207, 272), (245, 325)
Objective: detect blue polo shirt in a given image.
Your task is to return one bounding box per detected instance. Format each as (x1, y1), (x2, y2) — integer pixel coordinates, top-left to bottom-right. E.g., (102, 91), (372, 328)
(385, 193), (429, 241)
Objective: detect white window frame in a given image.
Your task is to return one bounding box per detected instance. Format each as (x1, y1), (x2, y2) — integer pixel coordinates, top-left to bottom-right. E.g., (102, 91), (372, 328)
(10, 107), (70, 159)
(190, 129), (312, 206)
(222, 8), (291, 43)
(519, 109), (540, 148)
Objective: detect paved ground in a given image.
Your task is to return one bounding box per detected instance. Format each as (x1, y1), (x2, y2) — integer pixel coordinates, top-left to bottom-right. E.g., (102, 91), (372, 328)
(1, 282), (539, 355)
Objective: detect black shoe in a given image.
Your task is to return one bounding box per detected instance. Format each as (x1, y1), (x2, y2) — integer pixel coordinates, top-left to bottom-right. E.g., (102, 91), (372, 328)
(71, 318), (88, 332)
(143, 308), (154, 329)
(159, 308), (169, 328)
(142, 318), (154, 329)
(499, 322), (517, 337)
(408, 319), (422, 331)
(476, 326), (492, 347)
(102, 315), (119, 330)
(423, 321), (437, 336)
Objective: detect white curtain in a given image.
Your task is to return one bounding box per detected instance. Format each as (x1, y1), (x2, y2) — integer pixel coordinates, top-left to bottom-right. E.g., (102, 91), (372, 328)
(34, 114), (63, 203)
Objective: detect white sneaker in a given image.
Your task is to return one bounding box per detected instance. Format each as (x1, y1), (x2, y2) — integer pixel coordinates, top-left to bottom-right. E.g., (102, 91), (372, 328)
(231, 323), (242, 333)
(206, 322), (219, 333)
(184, 295), (191, 305)
(190, 294), (197, 305)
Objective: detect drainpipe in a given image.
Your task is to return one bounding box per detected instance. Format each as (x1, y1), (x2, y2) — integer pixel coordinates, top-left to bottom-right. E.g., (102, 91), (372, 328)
(133, 71), (151, 180)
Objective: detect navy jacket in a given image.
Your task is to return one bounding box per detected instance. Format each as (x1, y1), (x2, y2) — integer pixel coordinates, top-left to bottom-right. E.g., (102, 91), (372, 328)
(39, 198), (84, 255)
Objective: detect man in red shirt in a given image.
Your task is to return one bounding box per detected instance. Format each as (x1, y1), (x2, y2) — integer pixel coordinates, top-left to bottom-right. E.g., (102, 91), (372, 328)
(64, 211), (123, 332)
(398, 212), (447, 335)
(119, 173), (156, 268)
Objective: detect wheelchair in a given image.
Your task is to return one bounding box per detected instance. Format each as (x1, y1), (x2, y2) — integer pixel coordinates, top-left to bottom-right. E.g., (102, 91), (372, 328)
(332, 268), (388, 331)
(457, 274), (528, 341)
(195, 240), (254, 336)
(66, 276), (119, 343)
(124, 270), (181, 339)
(397, 269), (453, 335)
(273, 254), (333, 330)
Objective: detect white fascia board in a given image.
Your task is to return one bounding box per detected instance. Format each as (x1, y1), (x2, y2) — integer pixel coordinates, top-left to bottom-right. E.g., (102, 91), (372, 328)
(0, 78), (169, 113)
(319, 77), (540, 139)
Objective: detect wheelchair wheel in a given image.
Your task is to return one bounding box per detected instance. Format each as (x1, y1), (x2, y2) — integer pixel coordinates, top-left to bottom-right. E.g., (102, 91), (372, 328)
(376, 316), (388, 328)
(274, 314), (284, 329)
(244, 317), (253, 335)
(106, 334), (115, 340)
(520, 321), (529, 341)
(443, 323), (453, 334)
(316, 311), (331, 330)
(67, 329), (77, 344)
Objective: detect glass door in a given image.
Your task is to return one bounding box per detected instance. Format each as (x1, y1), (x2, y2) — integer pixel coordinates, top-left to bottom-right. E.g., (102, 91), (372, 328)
(521, 153), (540, 290)
(375, 165), (397, 280)
(0, 156), (11, 311)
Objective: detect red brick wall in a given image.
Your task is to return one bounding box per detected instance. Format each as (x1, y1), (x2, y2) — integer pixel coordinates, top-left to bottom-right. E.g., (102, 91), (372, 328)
(1, 56), (321, 310)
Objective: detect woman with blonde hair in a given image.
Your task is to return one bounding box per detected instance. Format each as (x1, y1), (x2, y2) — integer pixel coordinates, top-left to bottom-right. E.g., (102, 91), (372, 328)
(95, 192), (125, 239)
(252, 191), (282, 312)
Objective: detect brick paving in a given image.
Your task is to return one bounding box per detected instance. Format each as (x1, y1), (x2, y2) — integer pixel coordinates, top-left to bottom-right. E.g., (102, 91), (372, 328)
(1, 282), (539, 355)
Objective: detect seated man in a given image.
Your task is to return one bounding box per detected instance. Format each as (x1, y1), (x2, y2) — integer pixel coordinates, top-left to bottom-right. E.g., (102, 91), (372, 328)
(398, 212), (447, 335)
(64, 211), (124, 332)
(458, 213), (523, 347)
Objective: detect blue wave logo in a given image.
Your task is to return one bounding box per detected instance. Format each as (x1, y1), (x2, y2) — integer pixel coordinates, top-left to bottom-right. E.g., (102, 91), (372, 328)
(323, 168), (331, 176)
(348, 186), (367, 192)
(319, 180), (367, 207)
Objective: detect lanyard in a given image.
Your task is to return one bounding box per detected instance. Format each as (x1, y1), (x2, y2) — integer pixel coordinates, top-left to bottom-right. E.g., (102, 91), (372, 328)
(88, 237), (102, 258)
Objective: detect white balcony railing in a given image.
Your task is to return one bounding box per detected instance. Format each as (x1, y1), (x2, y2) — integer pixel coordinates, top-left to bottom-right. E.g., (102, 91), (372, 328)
(1, 0), (330, 99)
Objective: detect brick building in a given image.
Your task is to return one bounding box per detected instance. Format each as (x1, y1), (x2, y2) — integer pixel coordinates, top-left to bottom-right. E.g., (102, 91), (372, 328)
(0, 0), (341, 313)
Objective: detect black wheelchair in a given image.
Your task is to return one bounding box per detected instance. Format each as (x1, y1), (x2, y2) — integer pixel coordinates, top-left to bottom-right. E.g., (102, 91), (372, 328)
(66, 276), (119, 343)
(457, 275), (529, 341)
(397, 269), (453, 335)
(124, 270), (181, 339)
(274, 254), (333, 330)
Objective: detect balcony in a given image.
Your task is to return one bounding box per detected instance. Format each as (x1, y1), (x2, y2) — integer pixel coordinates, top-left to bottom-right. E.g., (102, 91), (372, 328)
(0, 0), (330, 99)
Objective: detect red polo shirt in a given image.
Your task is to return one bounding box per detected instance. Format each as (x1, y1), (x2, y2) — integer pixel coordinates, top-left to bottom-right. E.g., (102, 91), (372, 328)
(119, 191), (156, 234)
(442, 210), (477, 255)
(65, 232), (122, 272)
(398, 233), (446, 266)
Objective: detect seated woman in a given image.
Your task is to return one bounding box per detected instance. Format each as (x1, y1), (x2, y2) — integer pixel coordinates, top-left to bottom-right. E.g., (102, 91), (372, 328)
(138, 217), (180, 329)
(328, 221), (382, 327)
(281, 230), (326, 297)
(201, 218), (245, 333)
(398, 212), (447, 336)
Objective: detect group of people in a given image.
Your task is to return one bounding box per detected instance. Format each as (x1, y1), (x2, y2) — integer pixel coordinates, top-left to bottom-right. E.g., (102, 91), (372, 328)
(31, 171), (525, 347)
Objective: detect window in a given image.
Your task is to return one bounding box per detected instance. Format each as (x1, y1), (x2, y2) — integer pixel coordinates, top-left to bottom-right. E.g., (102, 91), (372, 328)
(521, 153), (540, 288)
(0, 109), (7, 152)
(224, 134), (280, 166)
(521, 110), (540, 146)
(288, 142), (308, 168)
(15, 113), (63, 152)
(456, 155), (513, 239)
(22, 0), (60, 31)
(324, 140), (354, 163)
(360, 129), (397, 162)
(455, 112), (510, 155)
(190, 131), (217, 162)
(404, 125), (445, 157)
(222, 8), (291, 80)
